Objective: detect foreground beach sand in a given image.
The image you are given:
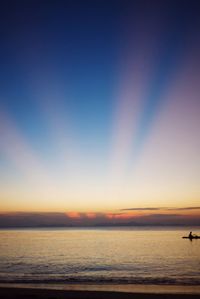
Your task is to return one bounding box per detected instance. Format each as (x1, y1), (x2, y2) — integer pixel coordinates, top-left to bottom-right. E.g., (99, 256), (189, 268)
(0, 288), (200, 299)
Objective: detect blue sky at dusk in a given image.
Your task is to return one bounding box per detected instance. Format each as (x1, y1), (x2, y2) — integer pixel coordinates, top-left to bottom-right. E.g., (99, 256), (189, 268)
(0, 0), (200, 221)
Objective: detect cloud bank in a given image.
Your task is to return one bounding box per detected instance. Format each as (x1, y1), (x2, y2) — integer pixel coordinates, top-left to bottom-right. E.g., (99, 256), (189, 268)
(0, 209), (199, 227)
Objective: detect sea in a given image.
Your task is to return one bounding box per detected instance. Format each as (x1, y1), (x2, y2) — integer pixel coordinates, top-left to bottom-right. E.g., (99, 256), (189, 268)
(0, 227), (200, 292)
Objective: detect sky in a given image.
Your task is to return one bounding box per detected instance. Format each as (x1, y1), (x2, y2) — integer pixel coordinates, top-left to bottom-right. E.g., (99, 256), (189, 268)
(0, 0), (200, 226)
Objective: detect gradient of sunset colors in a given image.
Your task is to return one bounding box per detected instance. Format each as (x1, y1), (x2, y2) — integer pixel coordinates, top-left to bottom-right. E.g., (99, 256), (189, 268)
(0, 0), (200, 224)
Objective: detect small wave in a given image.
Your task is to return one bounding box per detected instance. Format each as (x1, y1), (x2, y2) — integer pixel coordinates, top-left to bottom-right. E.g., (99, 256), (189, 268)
(0, 274), (199, 286)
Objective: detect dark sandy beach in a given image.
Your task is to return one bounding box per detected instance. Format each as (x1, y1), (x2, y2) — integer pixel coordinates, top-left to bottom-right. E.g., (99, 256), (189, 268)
(0, 287), (200, 299)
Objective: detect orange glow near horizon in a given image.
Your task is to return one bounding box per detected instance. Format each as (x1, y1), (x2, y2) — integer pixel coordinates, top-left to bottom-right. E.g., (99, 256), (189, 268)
(85, 212), (97, 219)
(66, 212), (81, 219)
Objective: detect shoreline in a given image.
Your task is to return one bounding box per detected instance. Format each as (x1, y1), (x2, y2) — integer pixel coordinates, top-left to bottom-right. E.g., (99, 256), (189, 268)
(0, 283), (200, 295)
(0, 286), (200, 299)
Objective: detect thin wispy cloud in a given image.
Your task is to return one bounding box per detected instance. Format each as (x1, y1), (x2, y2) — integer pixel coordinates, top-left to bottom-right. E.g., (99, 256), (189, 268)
(121, 207), (200, 211)
(167, 207), (200, 211)
(121, 208), (162, 211)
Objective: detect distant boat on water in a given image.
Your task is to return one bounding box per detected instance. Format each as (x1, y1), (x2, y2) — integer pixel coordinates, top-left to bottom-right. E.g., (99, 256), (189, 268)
(182, 232), (200, 239)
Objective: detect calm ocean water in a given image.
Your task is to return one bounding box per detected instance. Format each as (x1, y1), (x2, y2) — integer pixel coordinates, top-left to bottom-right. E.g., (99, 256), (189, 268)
(0, 227), (199, 286)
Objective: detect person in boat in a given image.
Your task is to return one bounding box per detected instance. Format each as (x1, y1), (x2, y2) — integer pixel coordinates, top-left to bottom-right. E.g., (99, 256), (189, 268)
(189, 231), (193, 238)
